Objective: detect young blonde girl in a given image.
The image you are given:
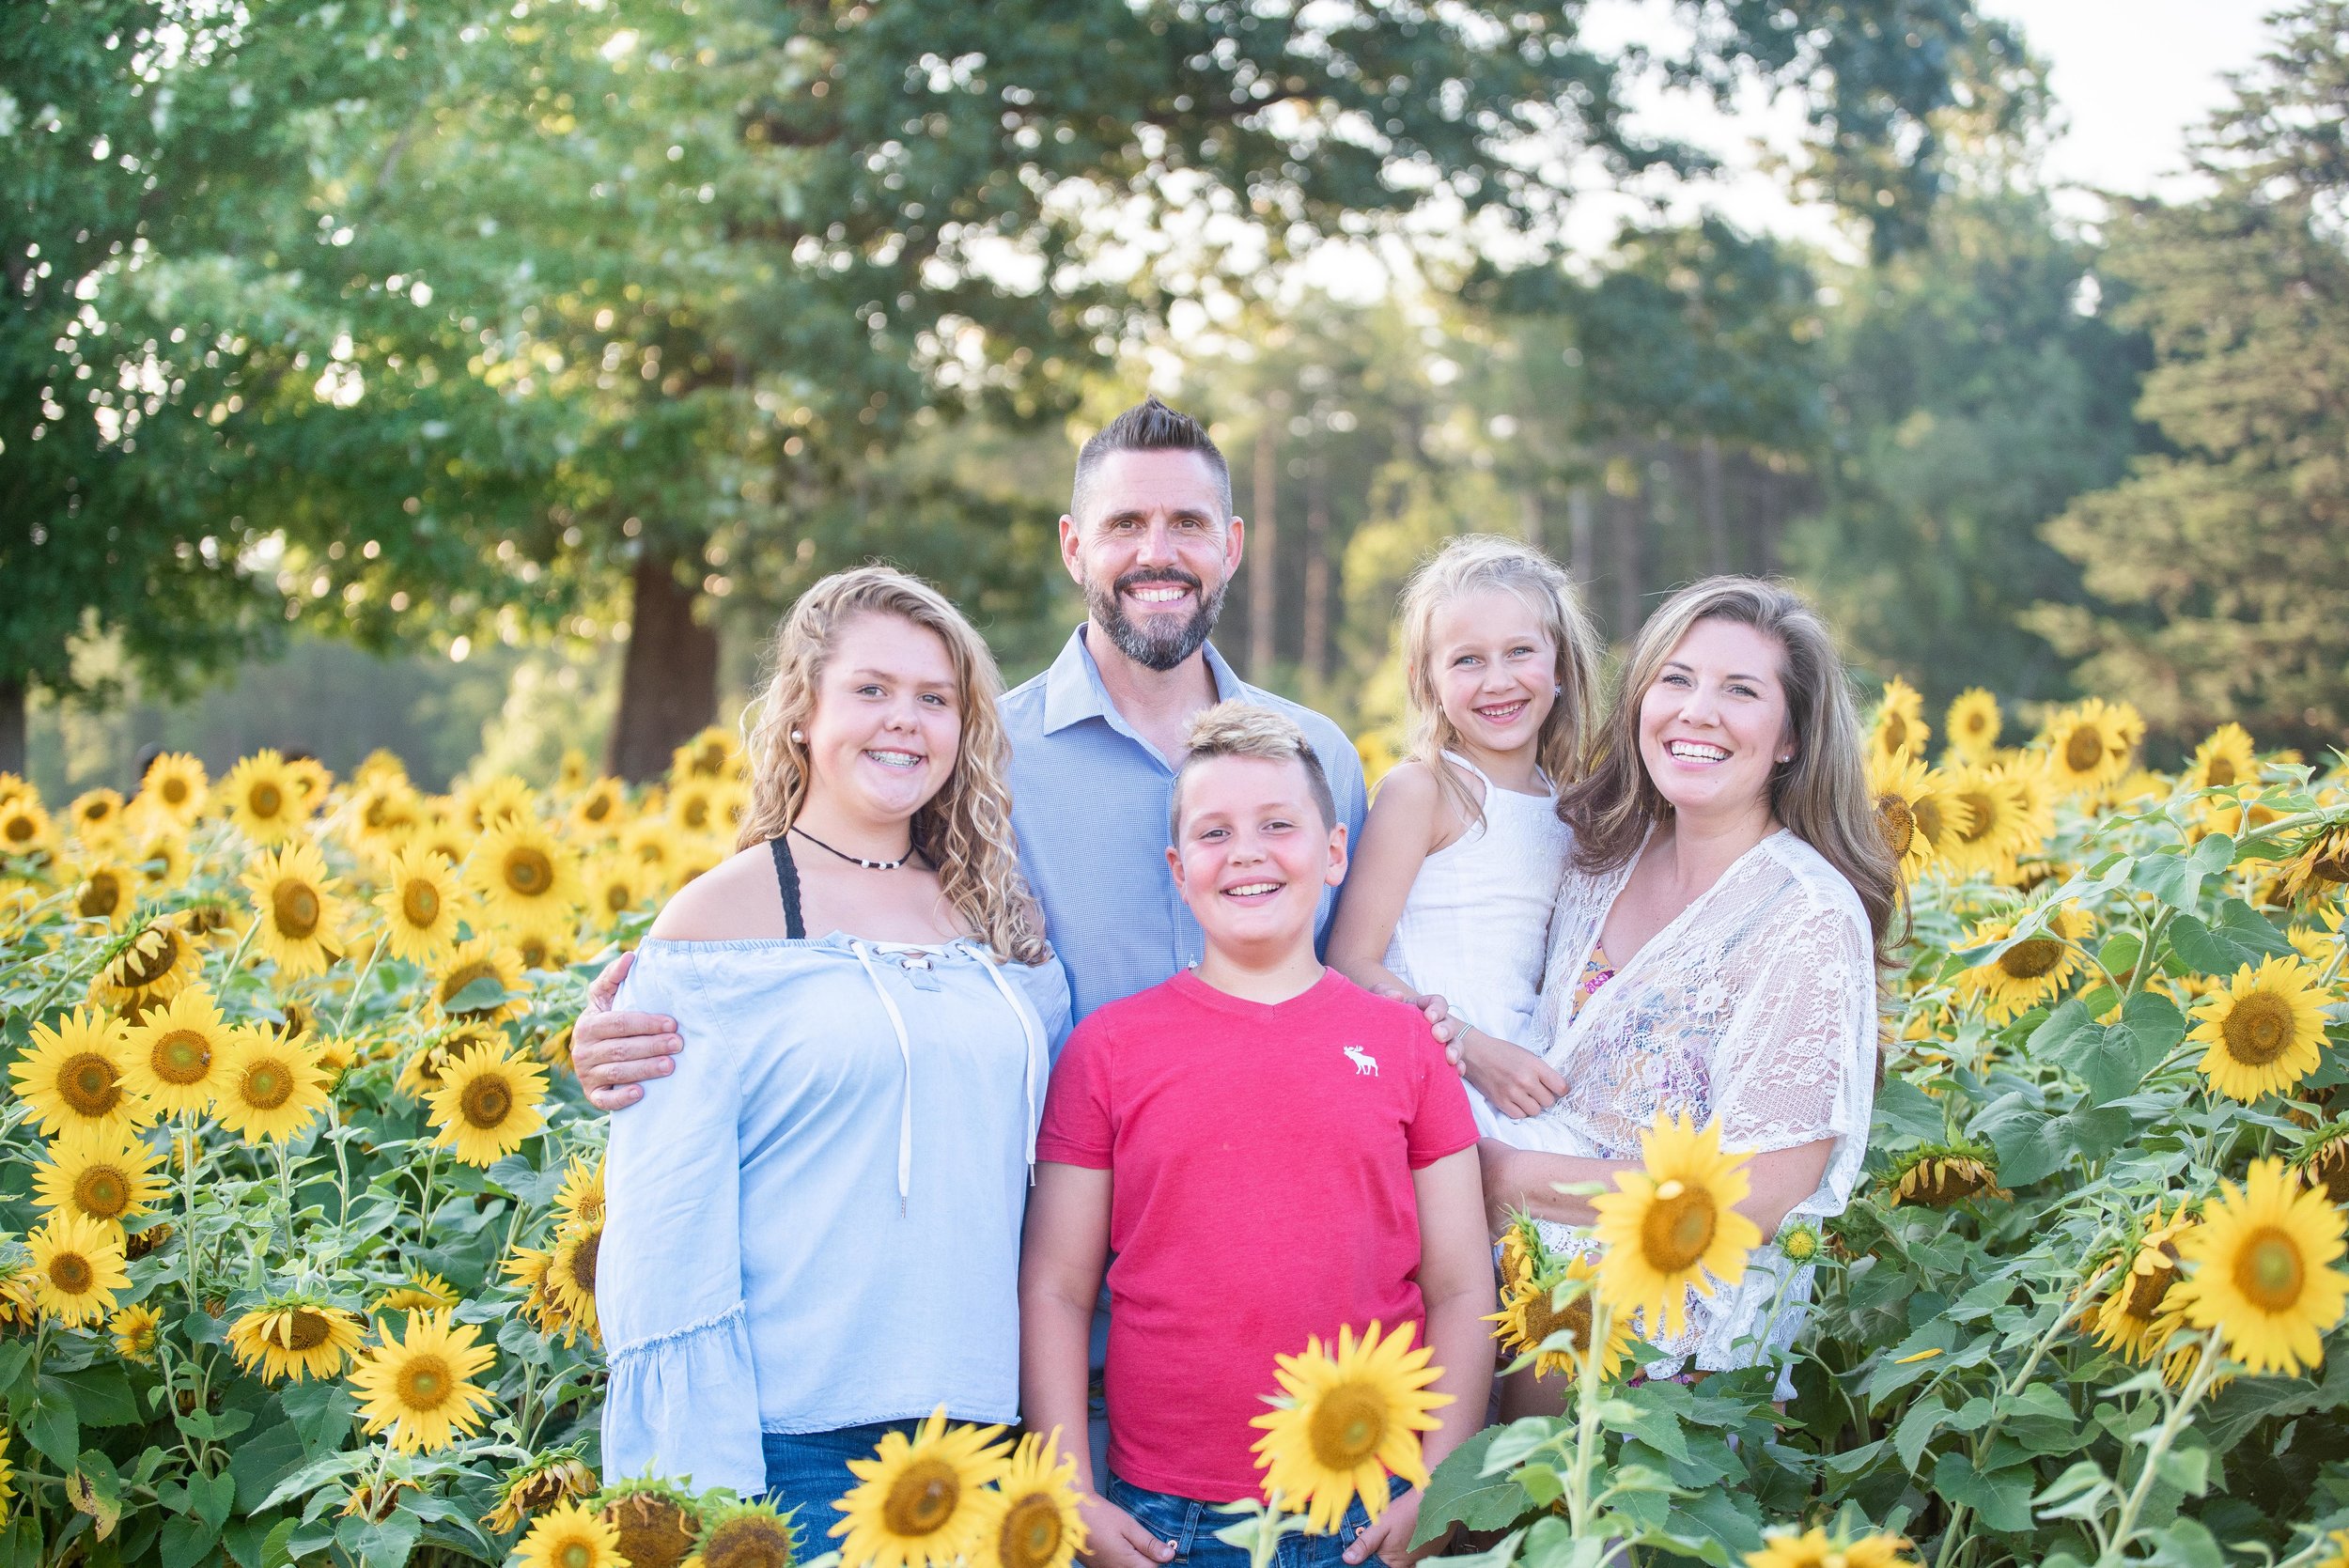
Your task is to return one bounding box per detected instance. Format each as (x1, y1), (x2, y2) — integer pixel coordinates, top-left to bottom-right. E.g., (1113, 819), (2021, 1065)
(1329, 535), (1603, 1132)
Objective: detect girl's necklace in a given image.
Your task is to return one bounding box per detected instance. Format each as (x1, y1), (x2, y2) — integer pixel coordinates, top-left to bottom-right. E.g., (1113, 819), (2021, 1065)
(789, 824), (914, 872)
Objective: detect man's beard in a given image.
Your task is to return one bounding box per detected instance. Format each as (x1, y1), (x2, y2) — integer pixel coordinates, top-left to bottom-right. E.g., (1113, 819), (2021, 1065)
(1086, 567), (1227, 673)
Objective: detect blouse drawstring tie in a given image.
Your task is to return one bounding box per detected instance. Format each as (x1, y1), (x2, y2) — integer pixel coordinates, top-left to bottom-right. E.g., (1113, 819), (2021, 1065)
(850, 940), (917, 1215)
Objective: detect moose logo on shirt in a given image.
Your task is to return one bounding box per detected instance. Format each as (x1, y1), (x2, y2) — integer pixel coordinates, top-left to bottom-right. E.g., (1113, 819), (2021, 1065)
(1342, 1045), (1379, 1077)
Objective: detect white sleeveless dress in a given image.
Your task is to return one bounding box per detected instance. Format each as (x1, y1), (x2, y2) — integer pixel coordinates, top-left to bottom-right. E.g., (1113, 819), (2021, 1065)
(1379, 752), (1572, 1136)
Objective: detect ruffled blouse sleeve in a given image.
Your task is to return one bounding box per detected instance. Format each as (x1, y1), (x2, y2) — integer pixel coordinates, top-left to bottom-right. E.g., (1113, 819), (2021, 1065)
(599, 945), (766, 1497)
(1710, 893), (1878, 1219)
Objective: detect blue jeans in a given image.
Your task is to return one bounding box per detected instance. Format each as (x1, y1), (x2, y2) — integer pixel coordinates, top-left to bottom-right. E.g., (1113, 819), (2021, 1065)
(1105, 1471), (1410, 1568)
(763, 1421), (919, 1542)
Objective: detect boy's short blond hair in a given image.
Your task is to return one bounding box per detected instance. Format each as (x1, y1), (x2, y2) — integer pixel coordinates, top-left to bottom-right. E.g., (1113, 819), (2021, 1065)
(1168, 701), (1337, 841)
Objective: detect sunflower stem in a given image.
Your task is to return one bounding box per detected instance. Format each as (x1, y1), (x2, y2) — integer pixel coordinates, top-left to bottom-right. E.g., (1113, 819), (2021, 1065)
(177, 1114), (201, 1318)
(2093, 1329), (2221, 1568)
(338, 930), (388, 1037)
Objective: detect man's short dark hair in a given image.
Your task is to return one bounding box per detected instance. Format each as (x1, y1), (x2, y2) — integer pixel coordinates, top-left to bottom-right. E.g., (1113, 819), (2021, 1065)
(1070, 396), (1234, 524)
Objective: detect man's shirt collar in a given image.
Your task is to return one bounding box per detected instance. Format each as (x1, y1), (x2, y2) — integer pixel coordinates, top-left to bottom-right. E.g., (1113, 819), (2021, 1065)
(1039, 624), (1241, 738)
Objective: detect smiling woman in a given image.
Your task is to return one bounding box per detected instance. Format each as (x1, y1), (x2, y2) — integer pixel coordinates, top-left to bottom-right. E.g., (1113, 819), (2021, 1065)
(1482, 576), (1899, 1412)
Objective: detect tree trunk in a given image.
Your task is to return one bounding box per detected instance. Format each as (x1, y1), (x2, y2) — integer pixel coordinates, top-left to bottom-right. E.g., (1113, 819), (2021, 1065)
(1302, 448), (1330, 685)
(0, 678), (23, 779)
(1699, 435), (1730, 575)
(1250, 425), (1278, 678)
(1609, 463), (1644, 643)
(1567, 483), (1595, 593)
(606, 545), (721, 783)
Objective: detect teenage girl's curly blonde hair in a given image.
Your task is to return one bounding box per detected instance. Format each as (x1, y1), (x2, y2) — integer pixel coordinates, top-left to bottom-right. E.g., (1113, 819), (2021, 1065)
(736, 566), (1049, 965)
(1396, 535), (1603, 830)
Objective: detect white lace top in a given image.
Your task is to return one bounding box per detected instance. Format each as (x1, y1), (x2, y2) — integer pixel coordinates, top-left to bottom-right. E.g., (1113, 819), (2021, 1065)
(1516, 828), (1878, 1381)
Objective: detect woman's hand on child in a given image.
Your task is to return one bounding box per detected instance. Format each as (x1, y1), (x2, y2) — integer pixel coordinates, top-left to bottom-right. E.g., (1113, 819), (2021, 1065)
(1075, 1492), (1176, 1568)
(1344, 1486), (1429, 1567)
(571, 952), (685, 1111)
(1364, 981), (1464, 1059)
(1460, 1031), (1567, 1120)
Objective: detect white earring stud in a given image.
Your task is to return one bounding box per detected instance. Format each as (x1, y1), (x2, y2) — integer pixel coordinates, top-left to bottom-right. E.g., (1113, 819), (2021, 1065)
(790, 729), (804, 744)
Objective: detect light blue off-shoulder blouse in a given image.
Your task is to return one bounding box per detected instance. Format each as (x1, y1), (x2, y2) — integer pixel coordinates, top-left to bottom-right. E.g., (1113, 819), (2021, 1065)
(599, 934), (1073, 1497)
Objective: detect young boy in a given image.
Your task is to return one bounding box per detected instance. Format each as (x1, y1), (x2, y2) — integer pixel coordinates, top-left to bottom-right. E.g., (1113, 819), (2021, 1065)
(1022, 703), (1494, 1568)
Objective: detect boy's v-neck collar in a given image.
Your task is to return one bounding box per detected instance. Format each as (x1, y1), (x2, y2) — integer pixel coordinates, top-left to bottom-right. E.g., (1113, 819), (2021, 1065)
(1169, 965), (1346, 1017)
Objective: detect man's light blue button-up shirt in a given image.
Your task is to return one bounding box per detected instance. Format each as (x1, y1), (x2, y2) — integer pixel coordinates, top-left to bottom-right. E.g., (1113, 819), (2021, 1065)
(1001, 625), (1370, 1022)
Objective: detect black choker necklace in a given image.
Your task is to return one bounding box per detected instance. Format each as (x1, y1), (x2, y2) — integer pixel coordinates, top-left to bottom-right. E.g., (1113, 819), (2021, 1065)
(790, 825), (914, 871)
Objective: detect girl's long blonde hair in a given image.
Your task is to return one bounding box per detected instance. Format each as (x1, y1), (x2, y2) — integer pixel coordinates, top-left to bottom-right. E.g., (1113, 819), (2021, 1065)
(1560, 575), (1902, 961)
(736, 566), (1049, 965)
(1398, 535), (1603, 830)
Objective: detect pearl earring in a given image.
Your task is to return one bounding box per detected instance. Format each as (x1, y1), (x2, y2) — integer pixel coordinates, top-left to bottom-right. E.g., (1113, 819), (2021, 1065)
(790, 729), (804, 744)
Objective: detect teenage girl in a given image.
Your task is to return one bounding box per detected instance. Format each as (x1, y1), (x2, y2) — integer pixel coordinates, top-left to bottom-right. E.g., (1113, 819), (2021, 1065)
(1330, 535), (1603, 1132)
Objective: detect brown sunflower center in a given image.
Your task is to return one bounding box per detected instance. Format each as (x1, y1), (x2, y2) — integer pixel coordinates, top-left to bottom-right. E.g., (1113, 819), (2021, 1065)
(117, 927), (182, 987)
(74, 1162), (132, 1219)
(1640, 1178), (1717, 1273)
(605, 1499), (696, 1568)
(250, 783), (284, 818)
(150, 1028), (212, 1085)
(1882, 712), (1910, 752)
(558, 1542), (595, 1568)
(51, 1252), (94, 1294)
(604, 882), (632, 914)
(80, 874), (124, 918)
(996, 1494), (1065, 1568)
(2220, 991), (2295, 1066)
(1913, 795), (1947, 846)
(2206, 757), (2238, 787)
(272, 881), (321, 939)
(397, 1352), (453, 1411)
(460, 1073), (515, 1128)
(1875, 795), (1915, 860)
(2234, 1226), (2307, 1312)
(241, 1057), (294, 1110)
(1999, 937), (2064, 981)
(2122, 1257), (2177, 1321)
(1307, 1382), (1389, 1468)
(504, 847), (553, 897)
(161, 777), (190, 805)
(1520, 1280), (1591, 1358)
(681, 799), (710, 830)
(276, 1308), (332, 1350)
(441, 963), (496, 1012)
(1955, 791), (1998, 845)
(61, 1052), (124, 1116)
(705, 1518), (794, 1568)
(402, 878), (442, 927)
(2311, 1145), (2349, 1204)
(564, 1230), (601, 1295)
(5, 814), (34, 844)
(882, 1458), (961, 1536)
(583, 795), (614, 823)
(2063, 726), (2105, 773)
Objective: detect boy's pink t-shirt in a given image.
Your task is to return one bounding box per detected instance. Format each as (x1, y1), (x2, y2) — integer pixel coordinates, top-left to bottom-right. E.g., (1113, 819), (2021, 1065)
(1034, 968), (1480, 1502)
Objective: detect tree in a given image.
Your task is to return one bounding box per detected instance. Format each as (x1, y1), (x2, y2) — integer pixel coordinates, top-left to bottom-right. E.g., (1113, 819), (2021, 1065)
(2031, 2), (2349, 753)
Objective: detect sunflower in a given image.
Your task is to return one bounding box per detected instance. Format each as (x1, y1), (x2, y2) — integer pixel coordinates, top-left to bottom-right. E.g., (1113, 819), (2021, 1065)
(2176, 1157), (2349, 1374)
(455, 773), (538, 834)
(1943, 689), (2001, 765)
(71, 857), (139, 929)
(1887, 1142), (2006, 1207)
(622, 818), (678, 877)
(346, 777), (423, 851)
(0, 1263), (36, 1332)
(482, 1449), (599, 1533)
(1870, 677), (1929, 766)
(0, 795), (56, 862)
(1941, 765), (2035, 881)
(375, 846), (466, 965)
(545, 1218), (603, 1341)
(1590, 1112), (1763, 1340)
(672, 726), (742, 783)
(1778, 1221), (1824, 1265)
(348, 1308), (498, 1452)
(227, 1296), (366, 1382)
(124, 1219), (175, 1261)
(1249, 1320), (1448, 1533)
(355, 748), (410, 788)
(2089, 1201), (2197, 1362)
(139, 753), (210, 825)
(403, 811), (476, 871)
(466, 815), (583, 937)
(2298, 1126), (2349, 1205)
(27, 1213), (131, 1326)
(516, 1500), (627, 1568)
(0, 1431), (12, 1526)
(2038, 699), (2143, 800)
(1868, 753), (1974, 879)
(286, 755), (334, 804)
(2188, 955), (2336, 1103)
(427, 1039), (551, 1166)
(11, 1007), (150, 1135)
(1953, 904), (2093, 1024)
(431, 937), (529, 1025)
(240, 838), (343, 979)
(373, 1271), (461, 1316)
(2183, 722), (2260, 795)
(212, 1030), (332, 1144)
(516, 930), (575, 973)
(32, 1124), (166, 1231)
(221, 751), (306, 845)
(554, 1156), (605, 1228)
(70, 787), (128, 844)
(2279, 824), (2349, 907)
(132, 829), (191, 892)
(832, 1406), (1011, 1568)
(570, 780), (630, 841)
(970, 1432), (1085, 1568)
(1486, 1252), (1631, 1381)
(689, 1499), (800, 1568)
(505, 1245), (576, 1342)
(109, 1302), (163, 1362)
(600, 1483), (704, 1568)
(121, 986), (235, 1117)
(1744, 1526), (1918, 1568)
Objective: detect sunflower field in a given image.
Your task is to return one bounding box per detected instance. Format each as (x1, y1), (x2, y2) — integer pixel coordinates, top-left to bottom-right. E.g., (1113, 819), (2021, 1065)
(3, 688), (2349, 1568)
